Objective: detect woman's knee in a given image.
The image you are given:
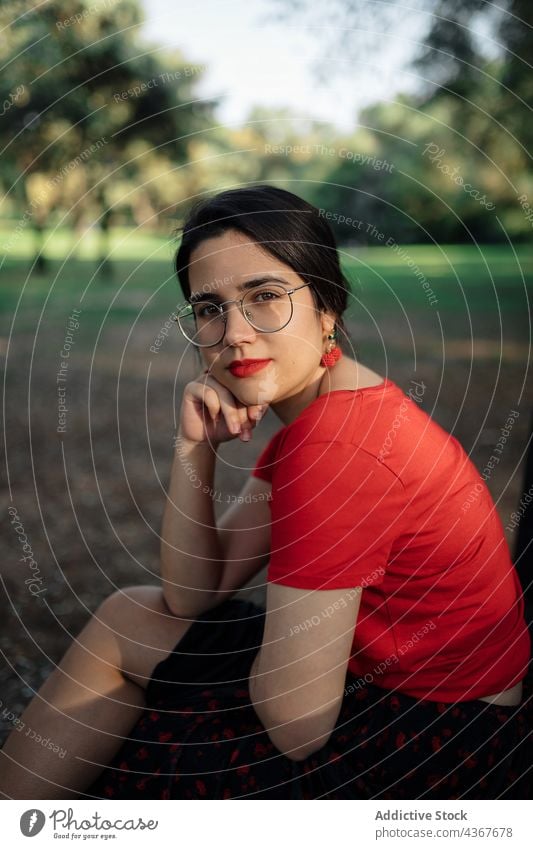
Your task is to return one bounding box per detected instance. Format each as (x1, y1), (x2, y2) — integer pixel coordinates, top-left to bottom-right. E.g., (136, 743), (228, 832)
(92, 585), (194, 688)
(95, 585), (170, 630)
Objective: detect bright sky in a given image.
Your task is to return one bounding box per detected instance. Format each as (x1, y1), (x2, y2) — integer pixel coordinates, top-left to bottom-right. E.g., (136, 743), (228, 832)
(141, 0), (430, 131)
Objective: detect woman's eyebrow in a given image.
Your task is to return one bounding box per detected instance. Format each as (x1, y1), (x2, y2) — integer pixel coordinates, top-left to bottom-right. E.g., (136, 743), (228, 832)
(188, 275), (290, 304)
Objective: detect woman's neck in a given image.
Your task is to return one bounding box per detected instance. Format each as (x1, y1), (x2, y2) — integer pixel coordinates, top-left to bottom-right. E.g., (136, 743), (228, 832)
(269, 359), (385, 427)
(269, 367), (328, 426)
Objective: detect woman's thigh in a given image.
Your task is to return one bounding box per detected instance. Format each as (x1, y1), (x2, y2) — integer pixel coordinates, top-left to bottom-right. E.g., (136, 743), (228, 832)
(95, 585), (197, 690)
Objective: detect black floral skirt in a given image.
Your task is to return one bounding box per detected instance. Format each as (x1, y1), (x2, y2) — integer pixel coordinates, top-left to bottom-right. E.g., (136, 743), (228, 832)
(87, 598), (532, 800)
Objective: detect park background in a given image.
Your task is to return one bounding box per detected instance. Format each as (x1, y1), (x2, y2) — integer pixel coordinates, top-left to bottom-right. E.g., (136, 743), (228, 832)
(1, 0), (531, 745)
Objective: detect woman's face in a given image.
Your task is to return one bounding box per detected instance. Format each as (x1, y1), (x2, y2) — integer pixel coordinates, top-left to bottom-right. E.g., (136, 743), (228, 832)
(187, 229), (335, 407)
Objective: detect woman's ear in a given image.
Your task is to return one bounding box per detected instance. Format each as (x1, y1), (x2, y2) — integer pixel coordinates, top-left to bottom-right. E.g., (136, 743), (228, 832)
(320, 310), (337, 337)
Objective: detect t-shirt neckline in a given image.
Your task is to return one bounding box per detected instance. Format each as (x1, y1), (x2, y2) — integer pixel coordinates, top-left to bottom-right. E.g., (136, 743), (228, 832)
(309, 377), (395, 406)
(275, 377), (396, 434)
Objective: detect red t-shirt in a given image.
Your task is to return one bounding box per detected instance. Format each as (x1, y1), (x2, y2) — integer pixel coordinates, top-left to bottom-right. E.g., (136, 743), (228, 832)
(252, 378), (530, 702)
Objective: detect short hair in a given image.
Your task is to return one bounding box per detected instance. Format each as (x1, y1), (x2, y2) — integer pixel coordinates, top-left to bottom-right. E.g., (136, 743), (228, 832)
(174, 184), (352, 348)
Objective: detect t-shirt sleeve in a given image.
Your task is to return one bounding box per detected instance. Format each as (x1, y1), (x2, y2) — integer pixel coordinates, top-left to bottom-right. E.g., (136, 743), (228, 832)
(267, 440), (406, 590)
(251, 430), (284, 483)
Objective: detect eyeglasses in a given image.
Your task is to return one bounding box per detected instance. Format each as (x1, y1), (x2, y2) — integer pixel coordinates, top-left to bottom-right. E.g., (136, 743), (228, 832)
(174, 282), (312, 347)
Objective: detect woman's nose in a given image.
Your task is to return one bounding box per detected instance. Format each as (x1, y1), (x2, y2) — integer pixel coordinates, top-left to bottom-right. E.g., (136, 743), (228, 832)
(222, 302), (257, 346)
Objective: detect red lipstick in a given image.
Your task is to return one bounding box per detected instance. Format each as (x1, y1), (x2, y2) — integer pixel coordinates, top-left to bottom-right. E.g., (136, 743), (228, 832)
(228, 358), (272, 378)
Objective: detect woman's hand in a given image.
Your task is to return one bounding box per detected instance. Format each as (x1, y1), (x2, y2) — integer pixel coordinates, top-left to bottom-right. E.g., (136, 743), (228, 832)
(178, 371), (267, 446)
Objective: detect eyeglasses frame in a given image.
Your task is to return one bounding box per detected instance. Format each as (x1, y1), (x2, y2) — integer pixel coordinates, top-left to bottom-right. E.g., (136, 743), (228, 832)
(173, 281), (313, 348)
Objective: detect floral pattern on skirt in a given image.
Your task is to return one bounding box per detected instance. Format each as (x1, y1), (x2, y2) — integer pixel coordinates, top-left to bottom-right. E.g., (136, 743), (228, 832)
(87, 598), (532, 799)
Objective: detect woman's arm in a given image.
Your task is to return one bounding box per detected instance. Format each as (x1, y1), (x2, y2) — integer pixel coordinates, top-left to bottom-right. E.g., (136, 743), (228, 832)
(161, 442), (272, 616)
(160, 435), (223, 617)
(160, 372), (267, 618)
(215, 476), (272, 599)
(249, 582), (362, 761)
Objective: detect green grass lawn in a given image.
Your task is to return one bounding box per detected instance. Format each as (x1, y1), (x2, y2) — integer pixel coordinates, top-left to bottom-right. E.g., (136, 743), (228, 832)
(1, 227), (531, 337)
(1, 226), (530, 749)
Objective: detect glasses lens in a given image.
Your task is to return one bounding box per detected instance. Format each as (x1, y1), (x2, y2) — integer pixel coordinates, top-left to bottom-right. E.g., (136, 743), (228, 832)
(177, 285), (294, 346)
(242, 285), (292, 332)
(178, 303), (224, 346)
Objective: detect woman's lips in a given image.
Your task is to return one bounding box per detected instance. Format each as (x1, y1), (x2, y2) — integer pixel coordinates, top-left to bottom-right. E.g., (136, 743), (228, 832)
(228, 359), (272, 378)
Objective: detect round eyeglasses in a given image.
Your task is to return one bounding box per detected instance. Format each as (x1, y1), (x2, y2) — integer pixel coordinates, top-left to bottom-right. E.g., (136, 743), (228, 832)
(174, 282), (312, 348)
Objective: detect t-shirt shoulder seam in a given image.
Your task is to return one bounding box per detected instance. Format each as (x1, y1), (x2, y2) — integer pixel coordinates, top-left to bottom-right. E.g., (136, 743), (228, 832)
(280, 438), (408, 490)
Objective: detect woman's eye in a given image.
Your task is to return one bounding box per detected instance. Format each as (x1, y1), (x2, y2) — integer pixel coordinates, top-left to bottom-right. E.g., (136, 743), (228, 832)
(196, 304), (219, 318)
(253, 289), (281, 303)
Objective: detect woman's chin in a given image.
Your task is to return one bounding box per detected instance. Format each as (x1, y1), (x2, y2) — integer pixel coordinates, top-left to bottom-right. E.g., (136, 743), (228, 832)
(235, 389), (274, 407)
(213, 370), (277, 407)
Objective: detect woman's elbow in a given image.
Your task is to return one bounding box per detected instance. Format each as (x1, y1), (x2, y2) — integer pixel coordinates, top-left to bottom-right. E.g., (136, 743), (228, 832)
(251, 699), (335, 762)
(160, 587), (223, 619)
(267, 721), (334, 762)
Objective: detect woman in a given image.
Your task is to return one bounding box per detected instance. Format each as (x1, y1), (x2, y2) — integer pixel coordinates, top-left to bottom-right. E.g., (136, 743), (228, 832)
(1, 185), (530, 800)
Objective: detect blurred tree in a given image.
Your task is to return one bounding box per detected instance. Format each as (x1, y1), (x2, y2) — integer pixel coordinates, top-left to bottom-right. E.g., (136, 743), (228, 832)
(0, 0), (215, 272)
(409, 0), (532, 240)
(411, 0), (490, 101)
(269, 0), (532, 244)
(412, 1), (531, 133)
(170, 106), (343, 221)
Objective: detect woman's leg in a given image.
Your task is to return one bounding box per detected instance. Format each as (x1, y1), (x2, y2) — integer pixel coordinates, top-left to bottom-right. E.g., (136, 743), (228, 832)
(0, 585), (196, 799)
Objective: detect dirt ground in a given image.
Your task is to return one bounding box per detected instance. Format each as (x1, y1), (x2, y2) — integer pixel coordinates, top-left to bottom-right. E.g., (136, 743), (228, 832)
(1, 299), (532, 747)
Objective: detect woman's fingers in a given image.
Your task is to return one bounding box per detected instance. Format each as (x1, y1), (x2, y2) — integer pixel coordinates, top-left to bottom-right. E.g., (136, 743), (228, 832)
(201, 376), (267, 439)
(247, 404), (267, 423)
(181, 374), (267, 445)
(234, 404), (268, 441)
(201, 376), (249, 436)
(192, 384), (221, 424)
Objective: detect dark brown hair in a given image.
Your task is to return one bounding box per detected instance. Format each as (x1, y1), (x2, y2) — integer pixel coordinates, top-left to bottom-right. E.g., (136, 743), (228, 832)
(174, 184), (352, 348)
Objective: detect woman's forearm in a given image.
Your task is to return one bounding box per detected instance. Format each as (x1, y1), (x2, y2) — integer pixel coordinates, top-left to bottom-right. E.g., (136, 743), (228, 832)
(249, 650), (334, 761)
(160, 433), (224, 616)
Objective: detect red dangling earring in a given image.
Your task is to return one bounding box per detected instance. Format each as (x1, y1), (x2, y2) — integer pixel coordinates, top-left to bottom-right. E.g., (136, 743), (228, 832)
(320, 329), (342, 367)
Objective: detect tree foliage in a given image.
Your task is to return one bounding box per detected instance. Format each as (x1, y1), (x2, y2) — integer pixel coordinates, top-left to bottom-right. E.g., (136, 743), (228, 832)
(266, 0), (532, 243)
(0, 0), (215, 227)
